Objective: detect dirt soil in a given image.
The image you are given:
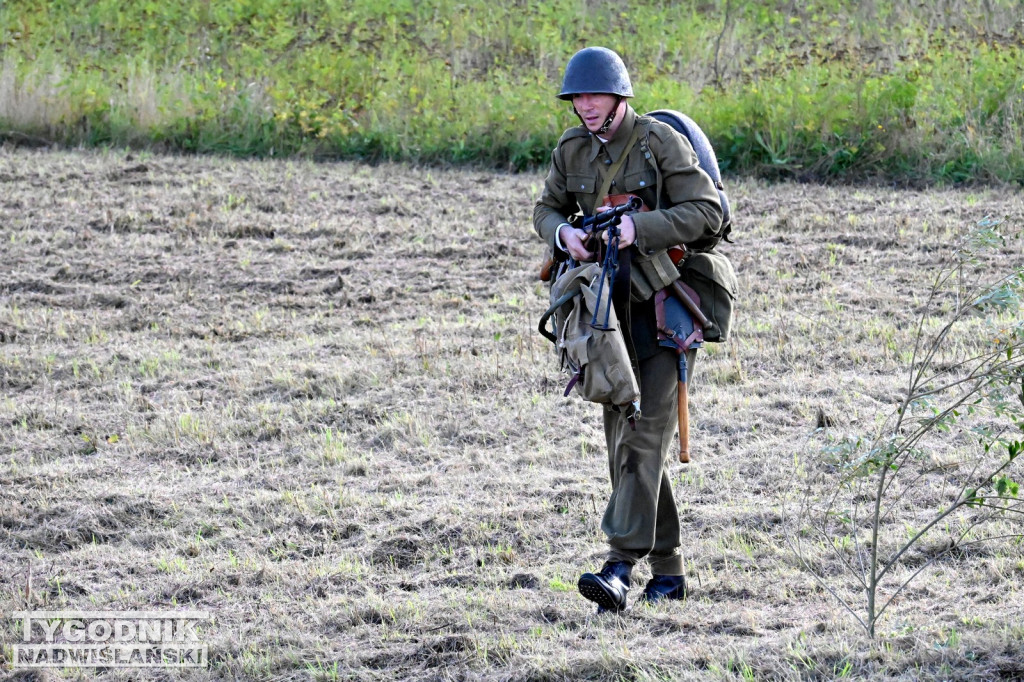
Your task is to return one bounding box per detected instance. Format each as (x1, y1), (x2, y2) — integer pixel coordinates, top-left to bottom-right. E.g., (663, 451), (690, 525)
(1, 147), (1023, 681)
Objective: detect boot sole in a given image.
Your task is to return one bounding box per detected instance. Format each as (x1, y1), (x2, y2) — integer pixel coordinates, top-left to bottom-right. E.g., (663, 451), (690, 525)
(578, 573), (626, 612)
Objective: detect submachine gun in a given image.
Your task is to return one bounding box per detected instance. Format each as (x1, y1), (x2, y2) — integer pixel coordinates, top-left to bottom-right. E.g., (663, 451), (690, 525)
(538, 195), (643, 283)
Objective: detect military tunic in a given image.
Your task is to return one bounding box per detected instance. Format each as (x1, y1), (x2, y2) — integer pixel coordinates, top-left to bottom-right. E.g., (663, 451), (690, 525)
(534, 105), (723, 575)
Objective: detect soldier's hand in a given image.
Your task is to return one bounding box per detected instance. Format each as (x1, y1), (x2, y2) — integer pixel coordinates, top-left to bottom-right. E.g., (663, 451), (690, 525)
(602, 215), (636, 248)
(559, 225), (595, 261)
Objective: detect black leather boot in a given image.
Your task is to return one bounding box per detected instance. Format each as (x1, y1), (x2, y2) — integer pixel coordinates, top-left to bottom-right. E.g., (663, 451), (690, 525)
(637, 574), (687, 605)
(578, 561), (632, 613)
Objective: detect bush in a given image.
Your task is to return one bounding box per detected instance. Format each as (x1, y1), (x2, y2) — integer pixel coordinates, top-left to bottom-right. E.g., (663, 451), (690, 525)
(788, 219), (1024, 637)
(1, 0), (1022, 184)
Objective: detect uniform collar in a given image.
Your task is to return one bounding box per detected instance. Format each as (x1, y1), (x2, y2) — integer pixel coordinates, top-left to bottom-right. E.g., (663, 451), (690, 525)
(587, 105), (638, 163)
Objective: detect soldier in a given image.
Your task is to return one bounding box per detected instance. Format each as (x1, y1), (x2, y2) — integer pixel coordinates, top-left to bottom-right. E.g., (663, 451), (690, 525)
(534, 47), (725, 612)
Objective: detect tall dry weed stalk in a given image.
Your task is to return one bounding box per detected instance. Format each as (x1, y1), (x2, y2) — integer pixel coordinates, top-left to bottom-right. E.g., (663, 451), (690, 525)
(0, 57), (74, 133)
(788, 218), (1024, 638)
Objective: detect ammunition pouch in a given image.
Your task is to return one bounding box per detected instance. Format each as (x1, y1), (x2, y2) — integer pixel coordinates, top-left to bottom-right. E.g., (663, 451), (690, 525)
(629, 248), (681, 303)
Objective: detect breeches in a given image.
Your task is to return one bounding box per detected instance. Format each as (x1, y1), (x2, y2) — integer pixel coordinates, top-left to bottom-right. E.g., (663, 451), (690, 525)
(600, 347), (694, 575)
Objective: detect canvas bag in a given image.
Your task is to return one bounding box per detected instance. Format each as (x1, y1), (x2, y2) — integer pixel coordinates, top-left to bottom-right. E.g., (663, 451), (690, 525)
(538, 262), (640, 411)
(679, 250), (737, 342)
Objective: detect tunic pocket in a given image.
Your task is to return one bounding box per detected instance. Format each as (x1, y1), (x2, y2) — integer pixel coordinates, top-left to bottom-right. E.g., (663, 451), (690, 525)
(566, 173), (597, 195)
(622, 168), (657, 194)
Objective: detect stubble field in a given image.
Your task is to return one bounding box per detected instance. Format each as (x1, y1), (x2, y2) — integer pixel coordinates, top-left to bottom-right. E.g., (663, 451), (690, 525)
(1, 147), (1023, 681)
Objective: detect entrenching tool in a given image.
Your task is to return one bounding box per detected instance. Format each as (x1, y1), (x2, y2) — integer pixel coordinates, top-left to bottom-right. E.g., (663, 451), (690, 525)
(656, 280), (705, 463)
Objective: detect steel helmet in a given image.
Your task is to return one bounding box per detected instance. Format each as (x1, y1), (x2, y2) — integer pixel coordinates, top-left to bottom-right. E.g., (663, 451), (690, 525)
(557, 47), (633, 100)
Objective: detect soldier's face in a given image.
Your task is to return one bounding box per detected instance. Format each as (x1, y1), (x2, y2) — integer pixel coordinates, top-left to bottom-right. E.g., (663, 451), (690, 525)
(572, 93), (618, 133)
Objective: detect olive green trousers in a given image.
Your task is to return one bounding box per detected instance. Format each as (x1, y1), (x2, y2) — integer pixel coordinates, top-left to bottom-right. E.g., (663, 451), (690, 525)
(601, 347), (695, 576)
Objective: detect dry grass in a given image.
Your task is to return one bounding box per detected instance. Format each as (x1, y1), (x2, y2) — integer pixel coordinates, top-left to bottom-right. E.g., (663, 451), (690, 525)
(1, 146), (1023, 681)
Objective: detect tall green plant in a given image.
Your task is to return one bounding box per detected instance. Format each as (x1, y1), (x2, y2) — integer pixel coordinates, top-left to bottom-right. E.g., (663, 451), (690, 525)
(788, 219), (1024, 638)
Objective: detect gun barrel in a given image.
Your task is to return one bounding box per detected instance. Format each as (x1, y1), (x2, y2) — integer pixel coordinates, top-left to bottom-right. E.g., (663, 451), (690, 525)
(582, 195), (643, 231)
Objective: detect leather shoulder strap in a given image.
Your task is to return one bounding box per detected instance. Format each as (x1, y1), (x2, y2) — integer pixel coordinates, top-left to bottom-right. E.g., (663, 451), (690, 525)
(636, 117), (664, 209)
(594, 124), (643, 210)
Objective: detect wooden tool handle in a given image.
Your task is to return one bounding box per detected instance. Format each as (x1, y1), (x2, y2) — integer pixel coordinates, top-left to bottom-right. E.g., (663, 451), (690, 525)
(669, 281), (712, 331)
(678, 380), (690, 463)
